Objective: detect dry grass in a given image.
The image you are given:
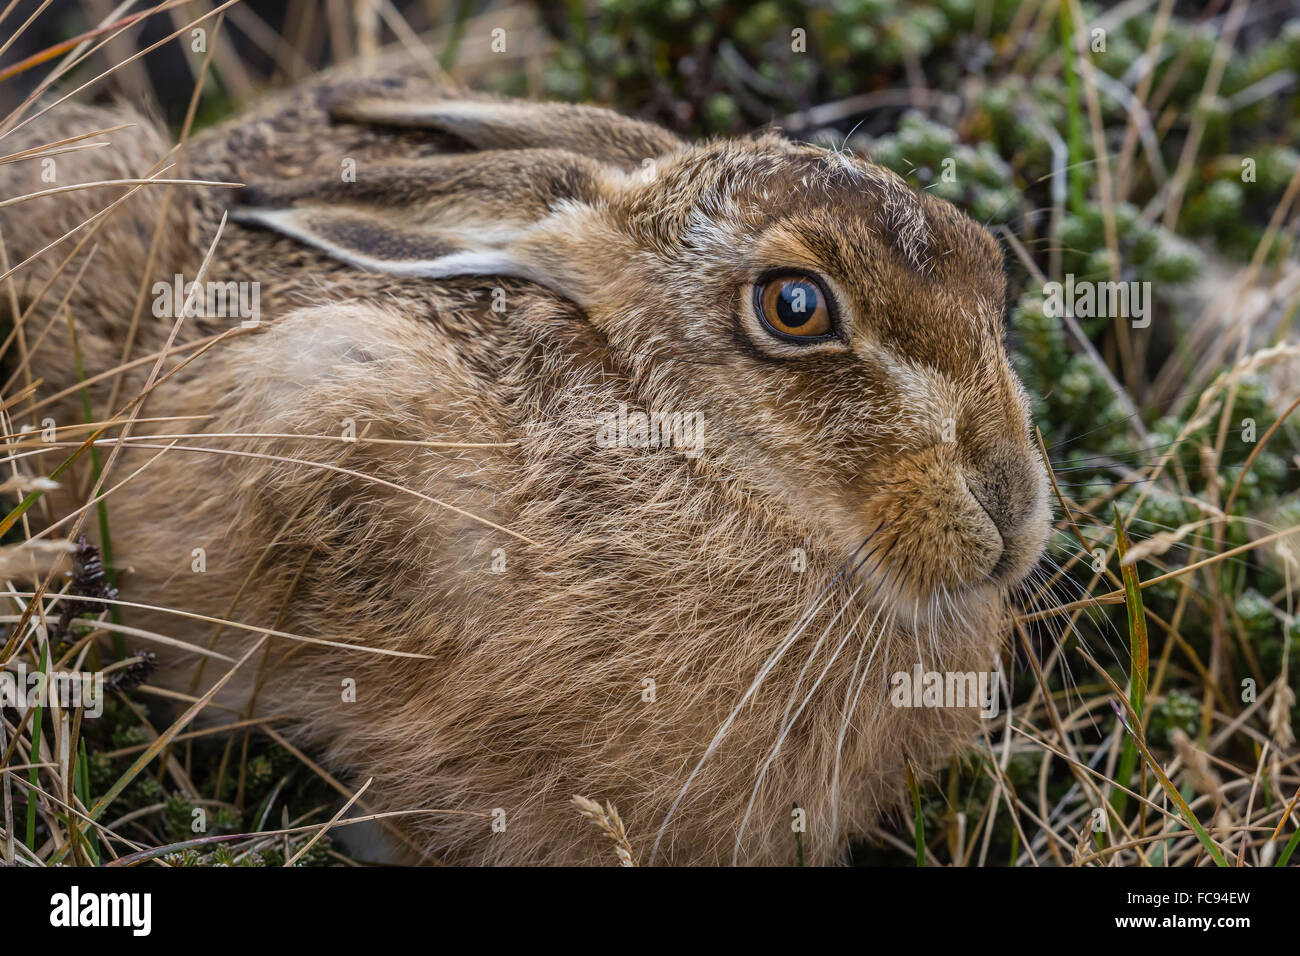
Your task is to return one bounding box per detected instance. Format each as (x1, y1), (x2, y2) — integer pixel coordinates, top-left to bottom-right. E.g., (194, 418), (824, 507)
(571, 795), (637, 866)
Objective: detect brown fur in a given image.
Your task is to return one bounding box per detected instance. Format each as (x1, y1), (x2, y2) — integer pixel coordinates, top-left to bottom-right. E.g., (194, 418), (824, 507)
(1, 67), (1049, 865)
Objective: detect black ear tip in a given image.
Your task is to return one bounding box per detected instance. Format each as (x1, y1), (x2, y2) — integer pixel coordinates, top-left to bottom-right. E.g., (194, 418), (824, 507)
(327, 101), (357, 125)
(235, 182), (274, 207)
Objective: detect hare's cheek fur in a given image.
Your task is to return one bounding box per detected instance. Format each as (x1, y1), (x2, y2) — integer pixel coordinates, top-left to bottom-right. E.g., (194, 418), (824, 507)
(719, 302), (1049, 599)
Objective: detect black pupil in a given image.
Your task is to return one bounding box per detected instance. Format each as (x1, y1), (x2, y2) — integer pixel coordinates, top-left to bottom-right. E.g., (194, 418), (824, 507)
(776, 280), (819, 327)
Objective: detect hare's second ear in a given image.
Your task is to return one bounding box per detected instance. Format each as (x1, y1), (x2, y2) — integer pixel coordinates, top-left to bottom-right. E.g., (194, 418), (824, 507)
(230, 151), (609, 296)
(229, 205), (508, 279)
(330, 96), (683, 169)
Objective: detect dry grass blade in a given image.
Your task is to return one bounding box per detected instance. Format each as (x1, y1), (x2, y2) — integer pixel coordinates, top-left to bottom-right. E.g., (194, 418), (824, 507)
(285, 778), (371, 867)
(0, 0), (193, 82)
(571, 795), (637, 866)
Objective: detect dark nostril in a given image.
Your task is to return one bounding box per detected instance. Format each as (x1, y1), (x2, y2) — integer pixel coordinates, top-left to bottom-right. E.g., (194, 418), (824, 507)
(988, 543), (1014, 580)
(968, 477), (1013, 539)
(966, 446), (1039, 541)
(962, 445), (1048, 584)
(969, 486), (1020, 580)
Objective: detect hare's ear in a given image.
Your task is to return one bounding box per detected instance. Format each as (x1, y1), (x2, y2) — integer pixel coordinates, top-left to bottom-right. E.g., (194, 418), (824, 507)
(329, 96), (682, 169)
(230, 150), (614, 300)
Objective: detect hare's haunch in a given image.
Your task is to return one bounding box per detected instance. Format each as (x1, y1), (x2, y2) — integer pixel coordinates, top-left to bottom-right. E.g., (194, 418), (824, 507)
(2, 69), (1049, 865)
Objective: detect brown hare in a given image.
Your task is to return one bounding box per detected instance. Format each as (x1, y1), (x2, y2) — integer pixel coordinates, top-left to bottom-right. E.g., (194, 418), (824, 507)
(1, 66), (1050, 865)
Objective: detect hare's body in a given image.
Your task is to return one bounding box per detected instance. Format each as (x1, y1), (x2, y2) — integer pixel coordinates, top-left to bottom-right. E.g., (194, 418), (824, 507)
(2, 69), (1048, 864)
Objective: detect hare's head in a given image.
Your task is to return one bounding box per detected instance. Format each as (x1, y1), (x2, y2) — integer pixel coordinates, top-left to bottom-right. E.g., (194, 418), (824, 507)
(234, 94), (1050, 609)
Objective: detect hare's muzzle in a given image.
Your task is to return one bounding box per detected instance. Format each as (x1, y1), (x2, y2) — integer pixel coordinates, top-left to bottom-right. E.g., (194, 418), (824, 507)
(964, 447), (1052, 587)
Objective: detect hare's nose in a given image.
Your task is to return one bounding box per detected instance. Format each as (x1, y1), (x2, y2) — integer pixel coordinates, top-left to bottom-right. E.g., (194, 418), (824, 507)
(965, 451), (1040, 542)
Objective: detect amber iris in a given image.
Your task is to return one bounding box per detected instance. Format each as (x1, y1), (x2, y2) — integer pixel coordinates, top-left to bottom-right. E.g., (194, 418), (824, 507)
(755, 274), (833, 339)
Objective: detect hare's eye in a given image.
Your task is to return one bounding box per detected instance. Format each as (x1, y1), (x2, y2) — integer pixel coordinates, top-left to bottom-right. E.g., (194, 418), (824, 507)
(754, 273), (834, 340)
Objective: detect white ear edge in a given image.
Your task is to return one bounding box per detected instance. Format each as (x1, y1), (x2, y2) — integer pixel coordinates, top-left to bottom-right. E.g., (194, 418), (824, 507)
(229, 207), (418, 275)
(231, 206), (547, 282)
(410, 249), (540, 281)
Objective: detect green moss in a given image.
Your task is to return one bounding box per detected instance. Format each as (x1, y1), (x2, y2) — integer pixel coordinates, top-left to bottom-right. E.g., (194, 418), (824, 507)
(1149, 692), (1201, 747)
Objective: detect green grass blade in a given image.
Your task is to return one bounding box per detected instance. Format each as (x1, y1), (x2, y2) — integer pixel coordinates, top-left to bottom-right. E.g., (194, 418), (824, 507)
(1059, 0), (1087, 215)
(1109, 699), (1229, 867)
(24, 640), (49, 850)
(0, 426), (108, 538)
(1277, 826), (1300, 867)
(439, 0), (473, 71)
(1113, 509), (1149, 716)
(904, 753), (925, 867)
(1110, 507), (1149, 822)
(76, 737), (99, 865)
